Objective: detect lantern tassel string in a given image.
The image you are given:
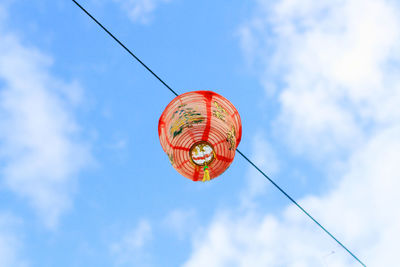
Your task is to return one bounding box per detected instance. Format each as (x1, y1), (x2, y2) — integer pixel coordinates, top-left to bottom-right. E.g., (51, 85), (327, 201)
(203, 164), (210, 182)
(71, 1), (366, 266)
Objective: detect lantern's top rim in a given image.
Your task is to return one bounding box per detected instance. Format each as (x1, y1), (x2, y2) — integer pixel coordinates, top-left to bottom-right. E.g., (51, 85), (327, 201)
(158, 90), (242, 148)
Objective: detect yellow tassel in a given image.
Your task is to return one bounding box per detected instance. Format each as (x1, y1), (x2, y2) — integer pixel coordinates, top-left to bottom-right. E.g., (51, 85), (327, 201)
(202, 165), (210, 182)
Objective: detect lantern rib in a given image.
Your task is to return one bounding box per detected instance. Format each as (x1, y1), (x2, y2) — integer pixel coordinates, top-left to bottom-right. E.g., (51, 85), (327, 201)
(214, 155), (231, 163)
(71, 1), (366, 266)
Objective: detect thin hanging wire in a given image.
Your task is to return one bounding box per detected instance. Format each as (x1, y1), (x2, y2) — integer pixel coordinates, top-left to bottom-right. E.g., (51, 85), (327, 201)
(236, 150), (366, 266)
(71, 0), (178, 97)
(71, 1), (366, 266)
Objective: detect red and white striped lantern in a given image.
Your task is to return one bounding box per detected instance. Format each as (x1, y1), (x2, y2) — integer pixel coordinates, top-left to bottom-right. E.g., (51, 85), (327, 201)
(158, 91), (242, 182)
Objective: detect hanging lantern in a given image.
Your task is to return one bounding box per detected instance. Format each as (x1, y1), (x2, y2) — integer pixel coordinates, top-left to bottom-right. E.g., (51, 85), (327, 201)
(158, 91), (242, 182)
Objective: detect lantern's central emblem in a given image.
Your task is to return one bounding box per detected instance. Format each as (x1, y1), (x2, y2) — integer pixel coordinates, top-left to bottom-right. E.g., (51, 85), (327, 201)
(189, 141), (215, 166)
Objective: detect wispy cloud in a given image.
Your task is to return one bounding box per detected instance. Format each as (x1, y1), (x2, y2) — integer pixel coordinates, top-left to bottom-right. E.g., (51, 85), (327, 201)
(0, 12), (92, 228)
(184, 0), (400, 265)
(0, 213), (27, 267)
(163, 209), (197, 240)
(110, 219), (153, 266)
(239, 134), (279, 208)
(113, 0), (171, 24)
(240, 0), (400, 159)
(184, 128), (400, 266)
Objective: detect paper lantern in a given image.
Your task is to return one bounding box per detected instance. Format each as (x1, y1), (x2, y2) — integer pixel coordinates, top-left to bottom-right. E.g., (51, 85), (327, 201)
(158, 91), (242, 182)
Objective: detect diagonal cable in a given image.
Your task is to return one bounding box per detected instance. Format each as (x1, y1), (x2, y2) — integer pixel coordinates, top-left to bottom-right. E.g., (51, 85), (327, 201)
(71, 0), (178, 97)
(71, 1), (366, 266)
(236, 149), (366, 266)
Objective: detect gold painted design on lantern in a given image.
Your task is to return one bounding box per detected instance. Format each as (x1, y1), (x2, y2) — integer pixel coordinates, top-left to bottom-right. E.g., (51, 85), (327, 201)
(212, 101), (227, 122)
(169, 105), (205, 138)
(167, 153), (174, 165)
(226, 126), (236, 150)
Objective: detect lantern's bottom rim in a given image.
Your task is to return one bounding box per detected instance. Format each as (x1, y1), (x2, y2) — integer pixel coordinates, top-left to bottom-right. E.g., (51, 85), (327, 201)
(189, 141), (215, 166)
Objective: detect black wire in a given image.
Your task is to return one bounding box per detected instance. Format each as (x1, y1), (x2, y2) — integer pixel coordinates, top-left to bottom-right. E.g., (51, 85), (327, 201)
(71, 0), (178, 97)
(236, 149), (366, 266)
(71, 1), (366, 266)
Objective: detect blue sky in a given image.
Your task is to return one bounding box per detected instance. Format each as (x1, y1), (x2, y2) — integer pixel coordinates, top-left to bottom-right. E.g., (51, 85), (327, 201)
(1, 0), (400, 266)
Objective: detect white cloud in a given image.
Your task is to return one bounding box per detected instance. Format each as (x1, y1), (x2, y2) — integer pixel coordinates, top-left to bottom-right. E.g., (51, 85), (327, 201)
(0, 15), (92, 228)
(110, 219), (152, 266)
(163, 209), (197, 240)
(184, 0), (400, 266)
(240, 0), (400, 158)
(184, 127), (400, 266)
(113, 0), (170, 24)
(240, 134), (279, 208)
(0, 213), (28, 267)
(183, 211), (351, 267)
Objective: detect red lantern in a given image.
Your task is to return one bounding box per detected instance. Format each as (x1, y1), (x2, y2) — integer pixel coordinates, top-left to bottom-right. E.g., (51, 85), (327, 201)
(158, 91), (242, 182)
